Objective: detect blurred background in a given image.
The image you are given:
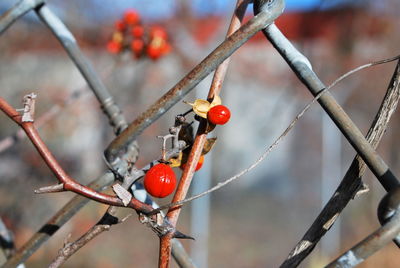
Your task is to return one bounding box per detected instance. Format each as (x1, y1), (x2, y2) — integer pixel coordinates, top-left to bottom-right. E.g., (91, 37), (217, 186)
(1, 0), (400, 267)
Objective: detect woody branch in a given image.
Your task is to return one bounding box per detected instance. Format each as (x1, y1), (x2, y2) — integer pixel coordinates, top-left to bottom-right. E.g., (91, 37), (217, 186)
(0, 95), (152, 214)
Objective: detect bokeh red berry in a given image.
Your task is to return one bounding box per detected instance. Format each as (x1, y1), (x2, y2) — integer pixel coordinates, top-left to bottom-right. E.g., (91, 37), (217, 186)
(106, 9), (171, 60)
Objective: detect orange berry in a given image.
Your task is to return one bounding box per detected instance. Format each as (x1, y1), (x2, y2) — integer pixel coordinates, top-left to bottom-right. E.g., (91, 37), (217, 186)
(180, 155), (204, 172)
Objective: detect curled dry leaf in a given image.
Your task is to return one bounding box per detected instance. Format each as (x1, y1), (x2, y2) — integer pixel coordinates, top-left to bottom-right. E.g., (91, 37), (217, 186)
(169, 152), (182, 168)
(203, 137), (217, 155)
(189, 99), (210, 118)
(209, 95), (222, 108)
(186, 95), (222, 119)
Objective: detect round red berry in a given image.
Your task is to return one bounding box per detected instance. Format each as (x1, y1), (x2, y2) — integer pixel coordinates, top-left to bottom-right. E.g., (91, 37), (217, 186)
(106, 41), (122, 54)
(207, 105), (231, 125)
(146, 43), (163, 60)
(131, 39), (144, 58)
(124, 9), (140, 25)
(115, 20), (126, 31)
(131, 25), (144, 38)
(144, 163), (176, 198)
(150, 26), (168, 39)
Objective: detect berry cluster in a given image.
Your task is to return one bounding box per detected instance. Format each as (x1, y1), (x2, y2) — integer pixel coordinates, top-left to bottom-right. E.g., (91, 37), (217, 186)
(107, 9), (171, 60)
(142, 96), (231, 199)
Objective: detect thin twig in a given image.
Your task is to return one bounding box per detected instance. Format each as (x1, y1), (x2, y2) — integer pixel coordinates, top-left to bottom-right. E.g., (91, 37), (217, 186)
(150, 55), (400, 215)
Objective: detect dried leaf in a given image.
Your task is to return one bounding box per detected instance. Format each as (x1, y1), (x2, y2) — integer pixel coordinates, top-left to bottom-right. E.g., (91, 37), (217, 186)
(112, 32), (124, 43)
(169, 152), (182, 168)
(205, 122), (216, 133)
(187, 99), (210, 118)
(210, 95), (222, 108)
(202, 137), (217, 155)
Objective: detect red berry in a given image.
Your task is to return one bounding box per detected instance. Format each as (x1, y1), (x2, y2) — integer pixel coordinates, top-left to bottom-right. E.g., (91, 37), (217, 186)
(124, 9), (140, 25)
(150, 26), (168, 39)
(144, 163), (176, 198)
(180, 155), (204, 172)
(107, 41), (122, 54)
(131, 25), (144, 38)
(147, 43), (163, 60)
(146, 36), (171, 60)
(131, 39), (144, 58)
(207, 105), (231, 125)
(115, 20), (126, 31)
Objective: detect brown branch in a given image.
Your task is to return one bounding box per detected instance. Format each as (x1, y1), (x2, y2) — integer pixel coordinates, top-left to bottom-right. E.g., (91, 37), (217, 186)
(158, 1), (250, 267)
(48, 208), (129, 268)
(0, 60), (122, 155)
(0, 87), (88, 154)
(0, 96), (153, 214)
(44, 119), (194, 268)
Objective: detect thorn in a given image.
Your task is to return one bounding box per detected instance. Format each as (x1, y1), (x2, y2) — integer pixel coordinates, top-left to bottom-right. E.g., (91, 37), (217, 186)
(34, 183), (64, 194)
(173, 230), (195, 240)
(62, 233), (72, 248)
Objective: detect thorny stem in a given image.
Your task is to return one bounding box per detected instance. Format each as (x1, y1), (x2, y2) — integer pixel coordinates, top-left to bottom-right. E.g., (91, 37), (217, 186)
(45, 121), (193, 268)
(0, 96), (192, 266)
(0, 97), (153, 214)
(0, 60), (119, 154)
(158, 1), (250, 267)
(150, 55), (400, 215)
